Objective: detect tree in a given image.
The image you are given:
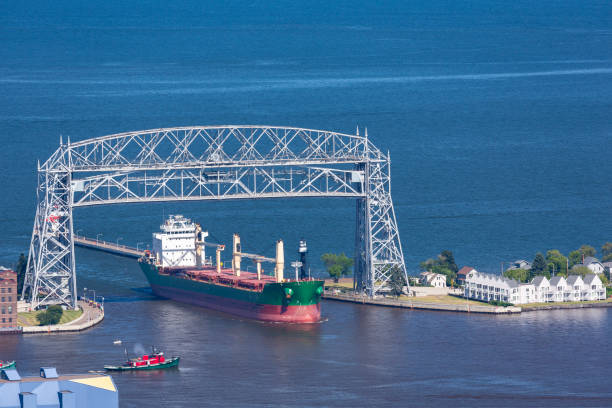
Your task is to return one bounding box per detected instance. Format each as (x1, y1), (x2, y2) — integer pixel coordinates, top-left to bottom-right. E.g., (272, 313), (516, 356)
(570, 265), (591, 277)
(503, 268), (529, 283)
(531, 253), (547, 278)
(599, 273), (609, 286)
(37, 305), (63, 326)
(15, 253), (27, 294)
(388, 266), (406, 297)
(420, 250), (458, 286)
(579, 245), (596, 258)
(602, 242), (612, 262)
(602, 242), (612, 257)
(419, 258), (436, 272)
(321, 253), (353, 283)
(438, 250), (458, 274)
(546, 250), (568, 277)
(568, 250), (582, 268)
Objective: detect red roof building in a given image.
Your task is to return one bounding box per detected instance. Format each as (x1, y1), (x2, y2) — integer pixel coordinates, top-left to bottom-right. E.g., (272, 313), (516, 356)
(457, 266), (476, 285)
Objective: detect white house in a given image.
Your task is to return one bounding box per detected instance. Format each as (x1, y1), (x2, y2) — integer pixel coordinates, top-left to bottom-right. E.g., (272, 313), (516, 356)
(581, 274), (606, 301)
(509, 259), (532, 270)
(531, 276), (551, 303)
(420, 272), (447, 288)
(565, 275), (585, 302)
(464, 271), (520, 303)
(577, 257), (604, 274)
(549, 276), (568, 302)
(466, 271), (607, 305)
(457, 266), (476, 285)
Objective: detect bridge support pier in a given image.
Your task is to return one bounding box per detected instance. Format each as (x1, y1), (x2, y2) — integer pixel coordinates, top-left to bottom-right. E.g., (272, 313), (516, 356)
(23, 150), (77, 309)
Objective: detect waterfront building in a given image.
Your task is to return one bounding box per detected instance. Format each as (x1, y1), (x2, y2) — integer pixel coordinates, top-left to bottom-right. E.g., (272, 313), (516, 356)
(419, 272), (446, 288)
(549, 276), (568, 302)
(581, 274), (606, 301)
(465, 272), (605, 305)
(0, 266), (18, 330)
(565, 275), (584, 301)
(531, 276), (551, 302)
(457, 266), (476, 285)
(576, 257), (604, 274)
(464, 271), (518, 303)
(0, 367), (118, 408)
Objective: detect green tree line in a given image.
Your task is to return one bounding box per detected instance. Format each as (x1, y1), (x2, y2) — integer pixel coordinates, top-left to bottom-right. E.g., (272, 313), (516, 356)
(503, 243), (612, 283)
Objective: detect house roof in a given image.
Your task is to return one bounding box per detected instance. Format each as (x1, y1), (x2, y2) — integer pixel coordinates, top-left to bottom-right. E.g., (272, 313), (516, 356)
(458, 266), (475, 276)
(566, 275), (582, 285)
(583, 257), (600, 266)
(549, 276), (566, 286)
(583, 274), (600, 285)
(505, 278), (520, 288)
(603, 262), (612, 268)
(531, 276), (549, 286)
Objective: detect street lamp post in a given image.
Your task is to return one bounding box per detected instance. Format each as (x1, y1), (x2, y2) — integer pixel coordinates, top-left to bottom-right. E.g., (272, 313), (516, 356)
(83, 287), (87, 301)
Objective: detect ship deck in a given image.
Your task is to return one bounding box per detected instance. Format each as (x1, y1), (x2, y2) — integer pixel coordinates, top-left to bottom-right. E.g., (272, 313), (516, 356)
(161, 266), (280, 292)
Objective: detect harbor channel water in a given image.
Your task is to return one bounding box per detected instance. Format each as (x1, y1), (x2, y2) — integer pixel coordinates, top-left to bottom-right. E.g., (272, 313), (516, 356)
(1, 1), (612, 406)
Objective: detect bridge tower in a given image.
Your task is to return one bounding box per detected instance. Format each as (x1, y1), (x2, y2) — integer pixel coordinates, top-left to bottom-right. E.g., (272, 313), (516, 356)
(22, 126), (407, 308)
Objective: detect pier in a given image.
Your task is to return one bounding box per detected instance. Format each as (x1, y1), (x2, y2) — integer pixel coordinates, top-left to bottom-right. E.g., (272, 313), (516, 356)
(74, 235), (144, 259)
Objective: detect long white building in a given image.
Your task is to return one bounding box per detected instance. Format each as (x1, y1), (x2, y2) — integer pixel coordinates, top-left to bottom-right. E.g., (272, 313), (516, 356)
(464, 270), (606, 305)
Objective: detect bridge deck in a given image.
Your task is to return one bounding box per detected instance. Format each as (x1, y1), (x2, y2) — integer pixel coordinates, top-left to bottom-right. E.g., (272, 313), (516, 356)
(74, 236), (143, 259)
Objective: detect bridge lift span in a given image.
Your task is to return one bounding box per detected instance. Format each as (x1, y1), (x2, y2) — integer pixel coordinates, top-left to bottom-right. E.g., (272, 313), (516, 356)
(22, 126), (407, 309)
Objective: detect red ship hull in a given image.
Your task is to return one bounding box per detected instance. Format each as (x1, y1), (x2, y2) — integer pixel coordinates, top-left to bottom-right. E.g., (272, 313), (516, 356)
(150, 284), (322, 323)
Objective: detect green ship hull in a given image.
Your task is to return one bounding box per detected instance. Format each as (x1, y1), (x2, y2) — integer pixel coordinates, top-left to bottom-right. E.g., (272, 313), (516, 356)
(139, 261), (324, 323)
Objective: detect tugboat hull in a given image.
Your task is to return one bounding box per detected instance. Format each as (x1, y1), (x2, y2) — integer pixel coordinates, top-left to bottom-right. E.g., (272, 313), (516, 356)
(104, 357), (180, 371)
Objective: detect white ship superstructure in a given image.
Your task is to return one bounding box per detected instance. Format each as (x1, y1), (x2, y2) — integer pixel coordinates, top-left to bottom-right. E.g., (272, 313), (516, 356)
(152, 215), (209, 267)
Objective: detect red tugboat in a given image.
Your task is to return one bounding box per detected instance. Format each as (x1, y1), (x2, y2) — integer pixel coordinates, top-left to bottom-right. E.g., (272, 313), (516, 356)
(0, 361), (16, 369)
(104, 348), (179, 371)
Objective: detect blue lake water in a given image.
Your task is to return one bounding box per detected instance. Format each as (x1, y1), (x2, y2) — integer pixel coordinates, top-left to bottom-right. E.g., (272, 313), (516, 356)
(1, 1), (611, 406)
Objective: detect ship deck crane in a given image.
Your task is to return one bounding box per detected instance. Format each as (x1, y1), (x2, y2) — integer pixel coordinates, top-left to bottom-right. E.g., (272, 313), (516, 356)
(232, 234), (283, 281)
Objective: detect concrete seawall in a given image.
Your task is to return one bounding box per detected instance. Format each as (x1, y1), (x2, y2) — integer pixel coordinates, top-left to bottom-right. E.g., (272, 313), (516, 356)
(521, 301), (612, 312)
(323, 292), (522, 314)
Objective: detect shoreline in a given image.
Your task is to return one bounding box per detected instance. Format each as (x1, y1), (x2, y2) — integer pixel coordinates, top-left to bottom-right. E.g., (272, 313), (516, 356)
(323, 291), (612, 314)
(322, 292), (521, 314)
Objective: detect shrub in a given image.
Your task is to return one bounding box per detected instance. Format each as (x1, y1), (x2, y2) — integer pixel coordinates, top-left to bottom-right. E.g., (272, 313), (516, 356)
(37, 305), (63, 326)
(488, 300), (514, 307)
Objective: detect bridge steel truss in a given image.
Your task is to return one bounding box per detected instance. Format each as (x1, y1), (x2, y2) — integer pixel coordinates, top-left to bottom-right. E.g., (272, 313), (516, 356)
(23, 126), (407, 308)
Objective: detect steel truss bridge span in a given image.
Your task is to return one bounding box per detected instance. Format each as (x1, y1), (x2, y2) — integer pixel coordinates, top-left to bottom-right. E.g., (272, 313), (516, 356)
(23, 126), (407, 309)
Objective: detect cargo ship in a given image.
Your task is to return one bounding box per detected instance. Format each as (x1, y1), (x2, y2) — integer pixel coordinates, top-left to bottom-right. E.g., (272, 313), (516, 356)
(138, 215), (323, 323)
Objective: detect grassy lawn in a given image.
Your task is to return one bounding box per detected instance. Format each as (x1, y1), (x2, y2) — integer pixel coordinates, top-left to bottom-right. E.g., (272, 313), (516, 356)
(324, 278), (354, 289)
(520, 298), (612, 309)
(18, 308), (83, 326)
(398, 295), (489, 306)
